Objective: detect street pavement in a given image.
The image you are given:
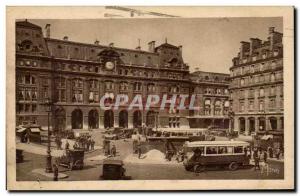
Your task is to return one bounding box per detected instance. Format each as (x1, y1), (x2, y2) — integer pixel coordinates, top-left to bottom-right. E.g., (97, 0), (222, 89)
(16, 131), (284, 181)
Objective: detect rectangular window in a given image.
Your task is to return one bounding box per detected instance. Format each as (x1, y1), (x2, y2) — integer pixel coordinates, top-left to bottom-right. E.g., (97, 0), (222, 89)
(206, 146), (218, 155)
(32, 104), (37, 112)
(234, 146), (244, 154)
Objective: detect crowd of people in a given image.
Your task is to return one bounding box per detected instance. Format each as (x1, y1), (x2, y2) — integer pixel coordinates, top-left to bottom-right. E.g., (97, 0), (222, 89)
(73, 135), (95, 151)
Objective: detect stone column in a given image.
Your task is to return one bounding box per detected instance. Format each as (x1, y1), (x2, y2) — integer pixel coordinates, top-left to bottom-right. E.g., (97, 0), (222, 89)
(128, 112), (134, 128)
(99, 114), (104, 129)
(277, 116), (282, 130)
(255, 117), (260, 133)
(66, 114), (72, 130)
(114, 113), (118, 127)
(245, 117), (249, 135)
(83, 114), (89, 130)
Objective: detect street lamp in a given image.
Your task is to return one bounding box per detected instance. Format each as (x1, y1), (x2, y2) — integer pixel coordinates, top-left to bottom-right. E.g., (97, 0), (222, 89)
(44, 97), (53, 173)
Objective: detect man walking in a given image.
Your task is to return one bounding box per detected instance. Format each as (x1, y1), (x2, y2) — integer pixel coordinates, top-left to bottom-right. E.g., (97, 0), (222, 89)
(53, 163), (59, 181)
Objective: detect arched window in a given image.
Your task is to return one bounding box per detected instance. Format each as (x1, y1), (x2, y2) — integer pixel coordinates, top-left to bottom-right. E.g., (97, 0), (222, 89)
(271, 73), (275, 82)
(259, 88), (265, 97)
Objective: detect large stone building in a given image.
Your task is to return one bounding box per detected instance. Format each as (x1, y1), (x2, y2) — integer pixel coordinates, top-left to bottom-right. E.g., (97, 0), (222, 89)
(15, 20), (230, 131)
(188, 71), (230, 129)
(229, 27), (284, 136)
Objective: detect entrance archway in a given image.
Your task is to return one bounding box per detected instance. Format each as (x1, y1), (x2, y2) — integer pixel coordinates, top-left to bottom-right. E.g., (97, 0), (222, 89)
(239, 117), (246, 133)
(54, 108), (66, 132)
(88, 109), (99, 129)
(71, 109), (83, 129)
(104, 110), (114, 128)
(258, 117), (266, 132)
(119, 110), (128, 128)
(146, 110), (156, 128)
(133, 110), (142, 128)
(204, 119), (212, 128)
(248, 117), (255, 134)
(269, 117), (277, 131)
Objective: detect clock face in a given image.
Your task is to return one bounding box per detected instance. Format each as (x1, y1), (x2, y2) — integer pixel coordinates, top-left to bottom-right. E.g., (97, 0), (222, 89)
(105, 61), (115, 70)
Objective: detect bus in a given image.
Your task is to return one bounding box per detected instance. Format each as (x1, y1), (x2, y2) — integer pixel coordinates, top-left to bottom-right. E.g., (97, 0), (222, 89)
(183, 140), (250, 173)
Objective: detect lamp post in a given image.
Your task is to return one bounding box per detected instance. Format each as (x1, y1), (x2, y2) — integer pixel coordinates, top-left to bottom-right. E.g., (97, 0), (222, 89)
(44, 97), (53, 173)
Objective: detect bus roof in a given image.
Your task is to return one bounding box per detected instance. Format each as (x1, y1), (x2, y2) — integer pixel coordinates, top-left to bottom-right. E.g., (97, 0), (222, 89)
(185, 140), (249, 147)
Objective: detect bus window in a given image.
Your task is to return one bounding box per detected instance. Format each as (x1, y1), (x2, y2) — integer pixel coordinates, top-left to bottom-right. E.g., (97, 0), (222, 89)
(206, 146), (217, 155)
(234, 146), (243, 153)
(218, 146), (228, 154)
(227, 146), (233, 153)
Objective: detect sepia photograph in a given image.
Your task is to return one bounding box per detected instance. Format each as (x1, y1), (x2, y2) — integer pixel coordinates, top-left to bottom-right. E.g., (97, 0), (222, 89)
(6, 6), (294, 190)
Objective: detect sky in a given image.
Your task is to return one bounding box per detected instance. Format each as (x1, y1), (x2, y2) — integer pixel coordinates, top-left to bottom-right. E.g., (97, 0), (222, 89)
(30, 17), (282, 73)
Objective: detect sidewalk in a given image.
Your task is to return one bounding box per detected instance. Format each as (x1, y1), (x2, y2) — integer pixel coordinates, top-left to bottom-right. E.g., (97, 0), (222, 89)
(16, 141), (102, 157)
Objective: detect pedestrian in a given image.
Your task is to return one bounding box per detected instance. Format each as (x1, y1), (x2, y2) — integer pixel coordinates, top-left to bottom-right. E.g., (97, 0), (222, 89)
(53, 163), (59, 181)
(90, 139), (95, 150)
(132, 131), (138, 154)
(86, 139), (90, 151)
(26, 130), (30, 144)
(65, 140), (70, 151)
(263, 150), (268, 163)
(111, 144), (116, 157)
(254, 153), (260, 170)
(268, 146), (273, 158)
(275, 147), (281, 160)
(137, 139), (142, 159)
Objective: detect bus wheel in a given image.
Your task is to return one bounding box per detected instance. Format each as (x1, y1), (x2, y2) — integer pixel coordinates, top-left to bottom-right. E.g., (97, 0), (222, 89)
(228, 162), (239, 171)
(194, 164), (205, 173)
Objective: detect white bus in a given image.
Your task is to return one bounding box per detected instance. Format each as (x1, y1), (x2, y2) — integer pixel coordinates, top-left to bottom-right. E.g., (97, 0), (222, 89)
(183, 140), (250, 172)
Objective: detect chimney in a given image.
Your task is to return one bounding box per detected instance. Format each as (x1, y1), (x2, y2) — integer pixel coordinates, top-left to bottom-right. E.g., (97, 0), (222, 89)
(94, 40), (99, 45)
(178, 45), (182, 55)
(249, 38), (261, 55)
(269, 27), (275, 50)
(239, 41), (250, 60)
(109, 42), (114, 47)
(63, 36), (69, 41)
(136, 39), (141, 50)
(148, 41), (155, 52)
(45, 24), (51, 38)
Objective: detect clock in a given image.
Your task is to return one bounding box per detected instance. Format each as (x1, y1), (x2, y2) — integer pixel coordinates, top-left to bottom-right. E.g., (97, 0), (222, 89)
(105, 61), (115, 70)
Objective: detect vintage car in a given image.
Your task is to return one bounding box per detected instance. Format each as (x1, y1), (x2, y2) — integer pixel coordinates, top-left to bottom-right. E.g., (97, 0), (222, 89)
(100, 159), (131, 180)
(58, 149), (84, 170)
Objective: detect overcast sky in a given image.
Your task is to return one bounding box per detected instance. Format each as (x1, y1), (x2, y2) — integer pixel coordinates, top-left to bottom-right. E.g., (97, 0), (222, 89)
(30, 18), (282, 73)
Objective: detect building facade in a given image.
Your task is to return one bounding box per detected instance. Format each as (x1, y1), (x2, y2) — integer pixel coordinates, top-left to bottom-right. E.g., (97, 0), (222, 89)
(229, 27), (284, 135)
(16, 20), (194, 131)
(188, 71), (230, 129)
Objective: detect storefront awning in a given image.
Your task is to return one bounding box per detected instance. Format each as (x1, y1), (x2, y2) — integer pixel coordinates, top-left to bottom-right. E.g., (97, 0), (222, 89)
(261, 135), (273, 140)
(30, 128), (41, 133)
(16, 127), (27, 133)
(186, 115), (229, 119)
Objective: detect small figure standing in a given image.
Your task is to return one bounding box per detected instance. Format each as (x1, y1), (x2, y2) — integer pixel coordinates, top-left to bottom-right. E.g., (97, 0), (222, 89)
(137, 140), (142, 159)
(53, 163), (59, 181)
(254, 153), (260, 170)
(268, 146), (273, 158)
(91, 139), (95, 150)
(263, 150), (268, 163)
(111, 144), (116, 157)
(65, 140), (70, 151)
(275, 147), (281, 160)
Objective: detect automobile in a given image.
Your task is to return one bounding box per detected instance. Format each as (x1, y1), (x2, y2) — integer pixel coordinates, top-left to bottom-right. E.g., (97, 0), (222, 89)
(183, 140), (250, 173)
(16, 149), (24, 163)
(100, 159), (131, 180)
(58, 149), (84, 170)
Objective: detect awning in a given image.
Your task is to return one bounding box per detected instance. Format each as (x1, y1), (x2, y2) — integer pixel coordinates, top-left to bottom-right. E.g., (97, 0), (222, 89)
(261, 135), (273, 140)
(156, 128), (206, 133)
(16, 127), (27, 133)
(186, 115), (229, 119)
(30, 128), (41, 133)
